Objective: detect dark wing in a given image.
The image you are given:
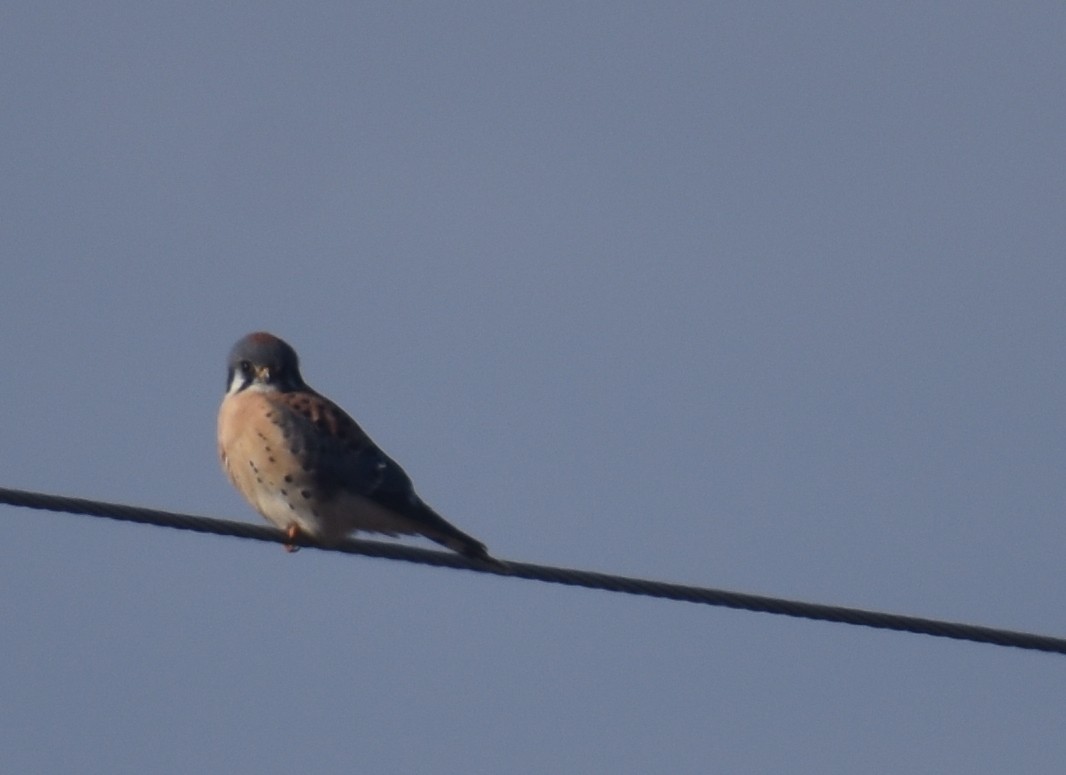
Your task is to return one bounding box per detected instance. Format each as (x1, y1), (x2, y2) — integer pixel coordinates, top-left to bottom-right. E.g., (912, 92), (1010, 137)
(274, 389), (414, 502)
(276, 389), (496, 562)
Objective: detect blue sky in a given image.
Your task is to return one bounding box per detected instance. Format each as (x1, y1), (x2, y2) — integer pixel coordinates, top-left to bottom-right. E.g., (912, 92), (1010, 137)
(2, 3), (1064, 773)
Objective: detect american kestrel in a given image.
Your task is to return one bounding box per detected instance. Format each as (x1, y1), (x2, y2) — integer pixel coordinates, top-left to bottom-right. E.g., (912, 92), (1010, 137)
(218, 331), (500, 564)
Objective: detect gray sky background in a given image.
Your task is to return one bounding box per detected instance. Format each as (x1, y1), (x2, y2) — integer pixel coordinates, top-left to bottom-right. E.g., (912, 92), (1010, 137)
(2, 3), (1064, 773)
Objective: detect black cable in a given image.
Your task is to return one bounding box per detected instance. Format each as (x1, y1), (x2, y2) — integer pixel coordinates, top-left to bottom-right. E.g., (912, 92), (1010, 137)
(2, 485), (1063, 656)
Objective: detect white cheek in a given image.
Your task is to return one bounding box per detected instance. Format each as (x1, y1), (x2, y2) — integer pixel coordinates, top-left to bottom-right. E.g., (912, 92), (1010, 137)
(226, 371), (247, 396)
(227, 371), (273, 396)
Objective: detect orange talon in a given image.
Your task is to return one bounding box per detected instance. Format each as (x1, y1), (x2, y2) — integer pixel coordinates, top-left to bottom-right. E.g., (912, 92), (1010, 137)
(284, 524), (300, 553)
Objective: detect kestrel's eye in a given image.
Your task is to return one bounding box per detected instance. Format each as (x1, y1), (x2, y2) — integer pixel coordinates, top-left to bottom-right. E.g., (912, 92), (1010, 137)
(239, 360), (253, 375)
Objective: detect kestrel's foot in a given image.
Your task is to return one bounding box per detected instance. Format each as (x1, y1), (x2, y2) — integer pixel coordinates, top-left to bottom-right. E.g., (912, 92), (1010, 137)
(284, 524), (301, 553)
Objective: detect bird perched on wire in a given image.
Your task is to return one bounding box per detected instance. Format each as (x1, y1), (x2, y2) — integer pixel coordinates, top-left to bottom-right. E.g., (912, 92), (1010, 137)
(217, 331), (502, 567)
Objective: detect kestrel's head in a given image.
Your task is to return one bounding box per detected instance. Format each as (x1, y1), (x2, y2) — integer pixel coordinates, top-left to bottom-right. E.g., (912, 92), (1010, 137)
(226, 332), (307, 395)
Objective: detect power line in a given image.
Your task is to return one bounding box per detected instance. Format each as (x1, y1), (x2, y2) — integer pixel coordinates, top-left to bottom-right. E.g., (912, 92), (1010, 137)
(2, 485), (1063, 656)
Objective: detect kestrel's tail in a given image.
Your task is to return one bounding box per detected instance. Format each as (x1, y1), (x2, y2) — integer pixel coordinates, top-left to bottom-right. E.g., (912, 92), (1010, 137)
(433, 529), (510, 572)
(412, 504), (509, 572)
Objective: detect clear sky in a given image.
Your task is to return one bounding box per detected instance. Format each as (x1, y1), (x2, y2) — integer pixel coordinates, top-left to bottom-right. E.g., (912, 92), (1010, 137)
(2, 3), (1064, 773)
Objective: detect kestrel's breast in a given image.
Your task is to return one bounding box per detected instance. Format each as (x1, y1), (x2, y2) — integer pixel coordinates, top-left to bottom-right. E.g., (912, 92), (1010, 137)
(217, 388), (337, 538)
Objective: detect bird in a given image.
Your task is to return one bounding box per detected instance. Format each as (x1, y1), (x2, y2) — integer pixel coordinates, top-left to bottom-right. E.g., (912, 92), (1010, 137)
(217, 331), (502, 566)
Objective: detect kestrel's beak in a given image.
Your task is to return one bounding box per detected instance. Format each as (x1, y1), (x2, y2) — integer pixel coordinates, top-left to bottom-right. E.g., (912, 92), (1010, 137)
(255, 365), (271, 382)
